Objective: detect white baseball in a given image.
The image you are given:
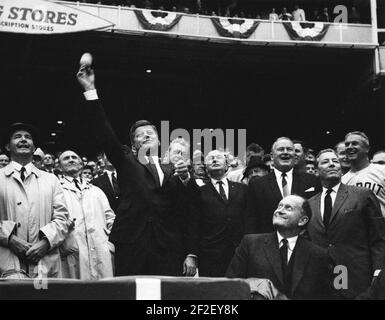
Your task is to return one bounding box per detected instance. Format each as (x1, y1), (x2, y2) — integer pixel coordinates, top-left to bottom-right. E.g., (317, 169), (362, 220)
(80, 52), (93, 66)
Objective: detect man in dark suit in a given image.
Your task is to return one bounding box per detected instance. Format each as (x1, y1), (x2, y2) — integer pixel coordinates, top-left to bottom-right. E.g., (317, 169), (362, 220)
(92, 153), (120, 212)
(76, 59), (198, 277)
(246, 137), (321, 233)
(227, 195), (332, 300)
(197, 150), (248, 277)
(307, 148), (385, 299)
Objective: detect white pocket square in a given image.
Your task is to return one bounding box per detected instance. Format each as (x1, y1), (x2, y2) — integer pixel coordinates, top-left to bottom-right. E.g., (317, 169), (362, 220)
(305, 187), (315, 192)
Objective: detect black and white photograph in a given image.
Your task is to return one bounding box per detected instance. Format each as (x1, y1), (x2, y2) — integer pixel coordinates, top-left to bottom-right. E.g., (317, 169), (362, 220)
(1, 0), (385, 307)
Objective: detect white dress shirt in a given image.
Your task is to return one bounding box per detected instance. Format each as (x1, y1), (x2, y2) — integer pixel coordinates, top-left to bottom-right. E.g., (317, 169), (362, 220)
(145, 156), (164, 186)
(274, 168), (293, 197)
(11, 161), (34, 182)
(277, 232), (298, 263)
(211, 177), (229, 199)
(105, 170), (117, 186)
(320, 183), (340, 219)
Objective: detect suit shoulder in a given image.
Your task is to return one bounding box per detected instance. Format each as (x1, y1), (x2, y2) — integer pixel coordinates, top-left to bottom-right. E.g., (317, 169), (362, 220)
(301, 237), (327, 257)
(230, 181), (248, 191)
(345, 184), (374, 197)
(248, 172), (272, 188)
(38, 169), (59, 181)
(242, 233), (271, 243)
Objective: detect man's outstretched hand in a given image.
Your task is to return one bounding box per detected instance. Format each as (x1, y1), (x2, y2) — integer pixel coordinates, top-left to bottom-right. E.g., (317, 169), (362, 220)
(77, 64), (95, 92)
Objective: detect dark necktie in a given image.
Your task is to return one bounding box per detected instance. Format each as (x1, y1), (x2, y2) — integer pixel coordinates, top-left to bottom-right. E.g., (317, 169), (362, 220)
(281, 172), (289, 197)
(74, 178), (82, 191)
(148, 157), (161, 187)
(323, 189), (333, 228)
(280, 238), (289, 266)
(217, 181), (228, 203)
(20, 167), (26, 182)
(111, 172), (120, 196)
(279, 238), (292, 296)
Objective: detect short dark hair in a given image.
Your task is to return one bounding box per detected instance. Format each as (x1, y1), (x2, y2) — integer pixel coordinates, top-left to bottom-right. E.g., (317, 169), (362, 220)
(82, 165), (94, 174)
(316, 148), (336, 162)
(247, 143), (264, 154)
(293, 139), (307, 153)
(129, 120), (158, 145)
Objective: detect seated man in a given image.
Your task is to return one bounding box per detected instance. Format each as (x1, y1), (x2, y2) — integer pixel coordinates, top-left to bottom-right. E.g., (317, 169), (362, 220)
(226, 195), (332, 300)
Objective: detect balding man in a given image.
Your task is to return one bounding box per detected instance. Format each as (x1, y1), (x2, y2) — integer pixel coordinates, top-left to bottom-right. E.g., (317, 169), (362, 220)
(227, 195), (331, 300)
(246, 137), (321, 233)
(58, 150), (115, 280)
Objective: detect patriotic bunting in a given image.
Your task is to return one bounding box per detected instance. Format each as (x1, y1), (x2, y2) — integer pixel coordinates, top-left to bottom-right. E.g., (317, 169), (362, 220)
(283, 21), (330, 41)
(211, 17), (260, 39)
(134, 9), (182, 31)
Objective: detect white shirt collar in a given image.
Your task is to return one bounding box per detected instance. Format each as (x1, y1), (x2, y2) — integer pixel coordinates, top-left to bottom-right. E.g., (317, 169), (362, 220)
(11, 161), (34, 176)
(277, 231), (298, 250)
(322, 182), (341, 195)
(274, 167), (293, 179)
(211, 176), (228, 187)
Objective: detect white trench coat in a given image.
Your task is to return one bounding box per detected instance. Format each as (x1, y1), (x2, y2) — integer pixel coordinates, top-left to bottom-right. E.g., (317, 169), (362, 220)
(59, 177), (115, 280)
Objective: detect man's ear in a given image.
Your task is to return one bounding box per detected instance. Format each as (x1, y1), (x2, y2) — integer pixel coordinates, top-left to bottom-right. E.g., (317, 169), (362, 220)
(298, 216), (309, 227)
(5, 144), (10, 152)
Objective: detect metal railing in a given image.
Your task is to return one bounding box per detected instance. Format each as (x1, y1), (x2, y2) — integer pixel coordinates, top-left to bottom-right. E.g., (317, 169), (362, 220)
(55, 1), (376, 49)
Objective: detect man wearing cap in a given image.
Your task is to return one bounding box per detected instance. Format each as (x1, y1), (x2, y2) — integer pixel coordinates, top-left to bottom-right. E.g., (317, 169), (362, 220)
(77, 60), (198, 276)
(32, 148), (45, 170)
(0, 123), (69, 278)
(241, 155), (270, 185)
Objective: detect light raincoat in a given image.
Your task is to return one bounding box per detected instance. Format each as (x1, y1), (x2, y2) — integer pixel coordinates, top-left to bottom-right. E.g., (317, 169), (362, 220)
(0, 163), (69, 278)
(59, 176), (115, 280)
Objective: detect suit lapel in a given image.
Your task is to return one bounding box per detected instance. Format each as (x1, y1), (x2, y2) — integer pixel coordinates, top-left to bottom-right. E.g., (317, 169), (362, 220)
(135, 157), (162, 186)
(311, 192), (324, 231)
(160, 163), (172, 186)
(263, 233), (284, 285)
(290, 237), (310, 295)
(268, 172), (283, 201)
(102, 173), (114, 195)
(227, 180), (237, 204)
(291, 170), (300, 194)
(207, 181), (228, 205)
(329, 184), (349, 225)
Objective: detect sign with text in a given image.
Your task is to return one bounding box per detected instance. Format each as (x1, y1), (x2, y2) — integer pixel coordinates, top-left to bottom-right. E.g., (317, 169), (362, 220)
(0, 0), (114, 34)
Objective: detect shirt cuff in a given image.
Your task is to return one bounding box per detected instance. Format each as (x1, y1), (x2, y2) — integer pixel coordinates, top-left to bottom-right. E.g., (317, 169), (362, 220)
(187, 254), (197, 259)
(374, 269), (381, 277)
(83, 89), (98, 101)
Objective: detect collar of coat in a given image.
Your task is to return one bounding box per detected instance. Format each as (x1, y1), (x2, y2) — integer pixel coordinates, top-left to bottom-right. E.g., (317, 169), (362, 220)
(4, 162), (41, 178)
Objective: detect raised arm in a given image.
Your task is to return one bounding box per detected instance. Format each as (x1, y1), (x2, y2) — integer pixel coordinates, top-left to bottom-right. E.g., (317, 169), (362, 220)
(76, 63), (126, 170)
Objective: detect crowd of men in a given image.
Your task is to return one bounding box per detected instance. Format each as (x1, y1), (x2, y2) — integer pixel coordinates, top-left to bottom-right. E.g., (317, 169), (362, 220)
(1, 57), (385, 300)
(68, 0), (363, 23)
